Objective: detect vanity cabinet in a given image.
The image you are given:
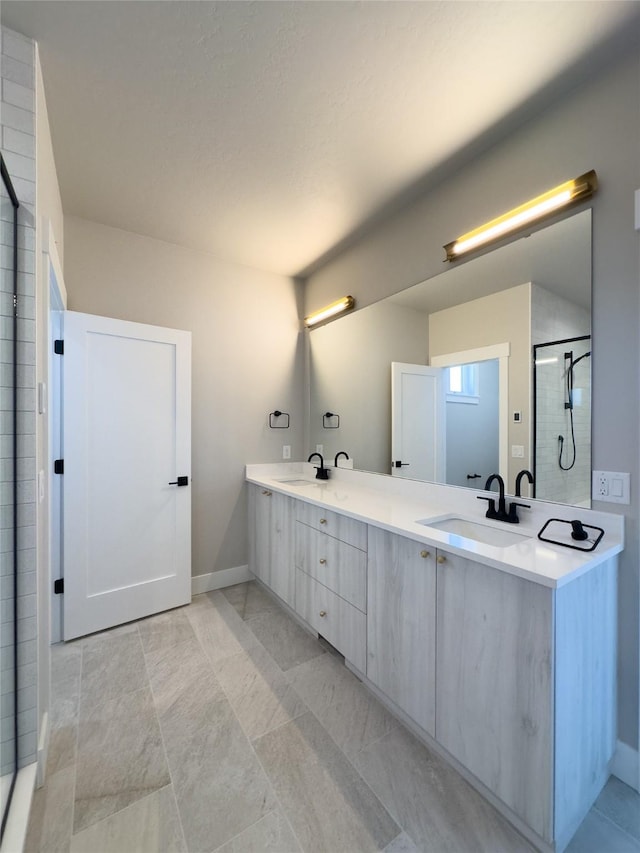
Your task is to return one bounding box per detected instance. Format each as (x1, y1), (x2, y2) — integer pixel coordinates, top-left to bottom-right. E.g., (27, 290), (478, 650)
(365, 529), (616, 848)
(247, 475), (618, 851)
(366, 526), (436, 736)
(436, 551), (553, 841)
(295, 509), (367, 671)
(247, 483), (296, 607)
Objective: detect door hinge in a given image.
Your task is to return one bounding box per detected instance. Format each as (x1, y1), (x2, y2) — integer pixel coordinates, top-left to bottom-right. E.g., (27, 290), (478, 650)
(54, 340), (64, 355)
(54, 459), (64, 474)
(54, 578), (64, 594)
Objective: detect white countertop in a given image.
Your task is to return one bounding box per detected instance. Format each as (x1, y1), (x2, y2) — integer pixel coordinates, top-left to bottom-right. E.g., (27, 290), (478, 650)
(246, 462), (624, 589)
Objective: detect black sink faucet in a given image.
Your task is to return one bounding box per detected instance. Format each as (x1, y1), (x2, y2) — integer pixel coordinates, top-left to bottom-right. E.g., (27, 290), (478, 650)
(477, 473), (508, 520)
(515, 469), (534, 497)
(307, 452), (330, 480)
(334, 451), (349, 467)
(478, 472), (531, 524)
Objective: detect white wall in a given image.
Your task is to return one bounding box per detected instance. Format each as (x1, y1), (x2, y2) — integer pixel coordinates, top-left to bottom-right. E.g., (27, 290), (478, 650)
(63, 216), (304, 579)
(304, 50), (640, 751)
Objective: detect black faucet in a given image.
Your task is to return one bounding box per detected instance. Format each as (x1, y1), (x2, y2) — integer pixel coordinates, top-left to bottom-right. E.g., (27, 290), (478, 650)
(478, 473), (508, 521)
(478, 472), (531, 524)
(515, 469), (534, 497)
(334, 451), (349, 467)
(307, 452), (330, 480)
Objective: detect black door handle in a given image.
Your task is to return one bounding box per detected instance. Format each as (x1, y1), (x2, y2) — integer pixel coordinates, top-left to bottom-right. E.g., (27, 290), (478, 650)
(168, 476), (189, 486)
(394, 461), (410, 468)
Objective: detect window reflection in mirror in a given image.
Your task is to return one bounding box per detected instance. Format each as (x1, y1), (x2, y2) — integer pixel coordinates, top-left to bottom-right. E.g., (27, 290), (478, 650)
(308, 209), (591, 507)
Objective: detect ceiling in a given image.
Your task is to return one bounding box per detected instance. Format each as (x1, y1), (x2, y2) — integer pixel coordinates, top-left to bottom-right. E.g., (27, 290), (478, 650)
(3, 1), (639, 277)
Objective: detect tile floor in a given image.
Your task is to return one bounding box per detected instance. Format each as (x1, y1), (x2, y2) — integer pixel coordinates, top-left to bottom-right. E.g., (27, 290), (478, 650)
(25, 581), (640, 853)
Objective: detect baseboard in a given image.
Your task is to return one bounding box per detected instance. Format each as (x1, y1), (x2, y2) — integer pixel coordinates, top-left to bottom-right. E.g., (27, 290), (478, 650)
(0, 762), (37, 853)
(191, 565), (251, 596)
(611, 739), (639, 791)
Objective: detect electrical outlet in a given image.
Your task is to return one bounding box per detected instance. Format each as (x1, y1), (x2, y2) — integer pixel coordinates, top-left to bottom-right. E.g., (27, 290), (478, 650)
(511, 445), (524, 458)
(592, 471), (630, 504)
(282, 445), (291, 460)
(316, 444), (323, 454)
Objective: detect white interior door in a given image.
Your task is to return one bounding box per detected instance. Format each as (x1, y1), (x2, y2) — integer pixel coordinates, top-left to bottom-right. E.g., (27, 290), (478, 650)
(62, 311), (191, 640)
(391, 362), (445, 481)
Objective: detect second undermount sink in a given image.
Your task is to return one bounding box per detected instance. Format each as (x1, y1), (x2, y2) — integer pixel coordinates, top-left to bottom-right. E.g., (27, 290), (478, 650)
(417, 516), (531, 548)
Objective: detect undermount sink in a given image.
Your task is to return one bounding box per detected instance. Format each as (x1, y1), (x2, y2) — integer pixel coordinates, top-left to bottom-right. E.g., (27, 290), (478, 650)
(275, 478), (317, 486)
(417, 516), (531, 548)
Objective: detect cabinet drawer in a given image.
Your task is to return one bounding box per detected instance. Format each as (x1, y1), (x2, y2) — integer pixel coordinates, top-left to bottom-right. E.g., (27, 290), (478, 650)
(295, 569), (366, 672)
(295, 523), (366, 611)
(296, 503), (367, 551)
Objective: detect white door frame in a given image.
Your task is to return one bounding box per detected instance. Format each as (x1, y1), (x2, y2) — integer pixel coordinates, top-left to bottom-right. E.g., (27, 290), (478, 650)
(430, 343), (510, 481)
(43, 220), (67, 644)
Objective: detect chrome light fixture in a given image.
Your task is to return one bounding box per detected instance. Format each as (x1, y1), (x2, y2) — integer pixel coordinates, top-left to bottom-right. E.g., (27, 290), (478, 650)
(444, 170), (598, 262)
(304, 295), (355, 328)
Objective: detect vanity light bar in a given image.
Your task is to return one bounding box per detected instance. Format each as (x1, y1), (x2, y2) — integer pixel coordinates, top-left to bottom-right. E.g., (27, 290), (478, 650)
(304, 295), (355, 328)
(444, 170), (598, 262)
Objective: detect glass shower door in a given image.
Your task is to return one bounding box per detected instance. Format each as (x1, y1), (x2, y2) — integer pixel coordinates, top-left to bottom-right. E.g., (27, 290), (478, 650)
(0, 153), (18, 839)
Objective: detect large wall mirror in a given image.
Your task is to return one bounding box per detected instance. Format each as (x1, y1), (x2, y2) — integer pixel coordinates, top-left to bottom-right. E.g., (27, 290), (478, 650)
(308, 209), (592, 507)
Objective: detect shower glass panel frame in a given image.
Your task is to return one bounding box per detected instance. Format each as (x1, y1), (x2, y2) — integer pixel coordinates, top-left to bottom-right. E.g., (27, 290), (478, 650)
(533, 334), (592, 507)
(0, 153), (19, 841)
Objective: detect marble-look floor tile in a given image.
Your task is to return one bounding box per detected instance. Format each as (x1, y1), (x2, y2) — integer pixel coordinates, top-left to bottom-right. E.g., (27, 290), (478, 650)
(567, 809), (640, 852)
(80, 626), (147, 709)
(138, 606), (196, 655)
(353, 725), (533, 852)
(222, 581), (279, 620)
(69, 785), (186, 853)
(145, 632), (225, 714)
(46, 721), (78, 778)
(50, 644), (81, 730)
(384, 831), (421, 852)
(51, 640), (82, 684)
(246, 606), (326, 672)
(254, 711), (400, 853)
(186, 590), (260, 666)
(287, 652), (397, 756)
(24, 766), (75, 853)
(158, 670), (277, 852)
(213, 809), (301, 853)
(48, 644), (82, 776)
(593, 776), (640, 842)
(74, 685), (170, 834)
(215, 642), (307, 740)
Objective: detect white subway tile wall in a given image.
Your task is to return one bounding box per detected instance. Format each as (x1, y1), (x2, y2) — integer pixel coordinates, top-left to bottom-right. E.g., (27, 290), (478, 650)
(1, 25), (37, 770)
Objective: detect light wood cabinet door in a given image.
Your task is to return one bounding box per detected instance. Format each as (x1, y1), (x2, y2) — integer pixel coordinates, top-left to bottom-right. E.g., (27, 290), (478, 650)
(248, 485), (295, 607)
(436, 551), (553, 842)
(248, 483), (271, 583)
(269, 491), (296, 607)
(366, 527), (436, 736)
